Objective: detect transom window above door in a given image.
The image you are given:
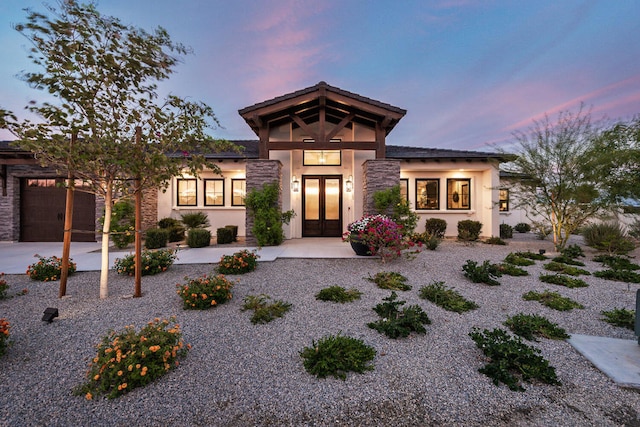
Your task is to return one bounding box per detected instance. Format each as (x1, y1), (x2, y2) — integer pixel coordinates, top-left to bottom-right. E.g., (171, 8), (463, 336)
(303, 150), (341, 166)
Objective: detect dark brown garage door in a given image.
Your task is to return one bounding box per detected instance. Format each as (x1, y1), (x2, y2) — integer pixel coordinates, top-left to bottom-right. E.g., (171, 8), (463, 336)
(20, 178), (96, 242)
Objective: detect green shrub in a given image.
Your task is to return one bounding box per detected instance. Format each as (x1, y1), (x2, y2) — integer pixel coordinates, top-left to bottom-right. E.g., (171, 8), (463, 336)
(0, 318), (9, 357)
(216, 227), (234, 244)
(496, 263), (529, 276)
(457, 220), (482, 242)
(144, 228), (168, 249)
(601, 308), (635, 330)
(242, 294), (292, 324)
(300, 333), (376, 380)
(225, 225), (238, 241)
(26, 254), (77, 281)
(180, 212), (210, 230)
(543, 261), (590, 276)
(560, 244), (585, 259)
(73, 318), (188, 400)
(582, 222), (636, 254)
(418, 281), (478, 313)
(373, 185), (418, 234)
(424, 218), (447, 239)
(593, 255), (640, 271)
(500, 224), (513, 239)
(514, 251), (547, 261)
(539, 274), (588, 288)
(504, 313), (569, 341)
(101, 200), (136, 249)
(245, 182), (295, 246)
(469, 328), (560, 391)
(367, 292), (431, 339)
(462, 260), (502, 286)
(484, 236), (506, 245)
(0, 274), (8, 300)
(114, 249), (176, 276)
(158, 217), (185, 242)
(504, 253), (536, 266)
(366, 271), (412, 291)
(522, 290), (584, 311)
(514, 223), (531, 233)
(315, 286), (363, 303)
(186, 228), (211, 248)
(410, 232), (441, 250)
(551, 255), (585, 266)
(594, 269), (640, 283)
(176, 274), (235, 310)
(217, 249), (259, 275)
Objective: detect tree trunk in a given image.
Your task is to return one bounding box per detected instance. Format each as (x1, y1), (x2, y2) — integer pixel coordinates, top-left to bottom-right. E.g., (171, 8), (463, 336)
(99, 186), (113, 299)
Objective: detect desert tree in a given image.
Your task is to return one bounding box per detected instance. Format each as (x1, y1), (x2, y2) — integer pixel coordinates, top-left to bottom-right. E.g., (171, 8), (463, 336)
(4, 1), (236, 298)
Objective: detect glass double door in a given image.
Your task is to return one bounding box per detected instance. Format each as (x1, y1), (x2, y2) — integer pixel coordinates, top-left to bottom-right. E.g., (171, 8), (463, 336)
(302, 175), (342, 237)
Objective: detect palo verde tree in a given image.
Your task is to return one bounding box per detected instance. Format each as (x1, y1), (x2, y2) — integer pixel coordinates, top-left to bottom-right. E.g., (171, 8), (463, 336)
(4, 1), (236, 298)
(501, 105), (606, 251)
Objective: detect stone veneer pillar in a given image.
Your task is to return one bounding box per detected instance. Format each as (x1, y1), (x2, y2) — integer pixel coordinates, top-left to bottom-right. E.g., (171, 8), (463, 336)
(141, 187), (158, 232)
(245, 160), (282, 245)
(362, 159), (401, 216)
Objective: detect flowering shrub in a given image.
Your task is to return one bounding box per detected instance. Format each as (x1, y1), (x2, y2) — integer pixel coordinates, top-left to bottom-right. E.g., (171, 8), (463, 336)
(217, 249), (259, 274)
(114, 249), (177, 276)
(176, 274), (235, 309)
(0, 318), (9, 357)
(26, 254), (77, 281)
(74, 317), (189, 399)
(0, 273), (8, 299)
(343, 215), (421, 262)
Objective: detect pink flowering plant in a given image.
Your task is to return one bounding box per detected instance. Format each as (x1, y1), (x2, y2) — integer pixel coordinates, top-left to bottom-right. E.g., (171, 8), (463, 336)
(343, 214), (421, 262)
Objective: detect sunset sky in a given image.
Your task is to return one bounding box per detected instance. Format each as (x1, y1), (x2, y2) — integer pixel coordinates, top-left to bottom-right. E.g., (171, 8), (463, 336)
(1, 0), (639, 151)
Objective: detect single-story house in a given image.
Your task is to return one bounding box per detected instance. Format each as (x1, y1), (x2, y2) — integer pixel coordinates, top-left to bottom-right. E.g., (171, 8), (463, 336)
(0, 81), (515, 243)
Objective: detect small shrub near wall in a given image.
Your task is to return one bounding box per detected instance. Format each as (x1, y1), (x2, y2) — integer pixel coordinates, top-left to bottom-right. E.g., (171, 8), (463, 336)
(424, 218), (447, 239)
(158, 217), (185, 242)
(144, 228), (168, 249)
(187, 228), (211, 248)
(216, 227), (234, 244)
(500, 224), (513, 239)
(457, 220), (482, 242)
(514, 223), (531, 233)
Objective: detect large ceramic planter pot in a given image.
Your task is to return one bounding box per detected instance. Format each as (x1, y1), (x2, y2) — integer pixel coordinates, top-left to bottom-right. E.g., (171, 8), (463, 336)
(350, 240), (373, 256)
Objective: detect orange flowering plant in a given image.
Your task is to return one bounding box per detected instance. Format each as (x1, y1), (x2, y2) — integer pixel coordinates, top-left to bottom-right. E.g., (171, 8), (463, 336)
(216, 249), (259, 275)
(176, 273), (235, 310)
(74, 317), (189, 400)
(26, 254), (77, 281)
(0, 318), (10, 357)
(114, 249), (177, 276)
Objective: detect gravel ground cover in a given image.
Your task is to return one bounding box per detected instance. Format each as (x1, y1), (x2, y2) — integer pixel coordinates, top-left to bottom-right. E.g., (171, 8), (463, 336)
(1, 235), (640, 426)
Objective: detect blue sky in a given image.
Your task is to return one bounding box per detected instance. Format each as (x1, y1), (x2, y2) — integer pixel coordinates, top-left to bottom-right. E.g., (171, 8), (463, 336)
(1, 0), (639, 151)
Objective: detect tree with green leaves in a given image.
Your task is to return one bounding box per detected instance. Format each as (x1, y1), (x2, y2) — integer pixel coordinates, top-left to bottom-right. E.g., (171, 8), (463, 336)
(502, 106), (605, 251)
(3, 1), (236, 298)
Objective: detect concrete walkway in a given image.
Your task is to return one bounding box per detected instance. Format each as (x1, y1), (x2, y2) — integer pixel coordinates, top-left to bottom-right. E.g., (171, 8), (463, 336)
(0, 238), (360, 275)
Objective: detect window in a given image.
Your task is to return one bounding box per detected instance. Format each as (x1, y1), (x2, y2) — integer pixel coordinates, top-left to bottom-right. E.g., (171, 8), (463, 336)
(416, 179), (439, 210)
(400, 179), (408, 202)
(303, 150), (341, 166)
(499, 189), (509, 212)
(204, 179), (225, 206)
(447, 178), (470, 210)
(177, 179), (197, 206)
(232, 179), (246, 206)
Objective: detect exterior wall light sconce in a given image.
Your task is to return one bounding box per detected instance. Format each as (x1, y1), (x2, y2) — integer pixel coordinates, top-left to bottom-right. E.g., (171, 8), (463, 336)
(346, 175), (353, 192)
(292, 175), (300, 192)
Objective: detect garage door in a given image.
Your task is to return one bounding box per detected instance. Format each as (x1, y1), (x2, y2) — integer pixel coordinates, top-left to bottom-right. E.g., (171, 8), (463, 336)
(20, 178), (96, 242)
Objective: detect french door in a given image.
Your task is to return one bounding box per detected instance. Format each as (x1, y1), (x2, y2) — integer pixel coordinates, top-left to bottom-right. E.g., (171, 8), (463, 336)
(302, 175), (342, 237)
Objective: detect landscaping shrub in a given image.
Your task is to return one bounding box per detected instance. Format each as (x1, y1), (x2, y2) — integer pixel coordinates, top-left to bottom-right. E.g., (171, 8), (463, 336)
(101, 200), (136, 249)
(144, 228), (168, 249)
(366, 271), (412, 291)
(315, 286), (363, 303)
(74, 318), (188, 399)
(180, 211), (210, 230)
(582, 222), (636, 255)
(543, 261), (590, 276)
(514, 251), (547, 261)
(539, 274), (588, 288)
(504, 313), (569, 341)
(551, 255), (585, 266)
(600, 308), (635, 330)
(594, 269), (640, 283)
(242, 294), (292, 324)
(300, 333), (376, 380)
(158, 217), (185, 242)
(367, 292), (431, 339)
(0, 318), (9, 357)
(514, 223), (531, 233)
(496, 263), (529, 276)
(225, 225), (238, 241)
(593, 255), (640, 271)
(457, 220), (482, 242)
(484, 236), (506, 245)
(469, 328), (560, 391)
(411, 232), (440, 250)
(462, 260), (502, 286)
(26, 254), (76, 281)
(216, 227), (234, 244)
(186, 228), (211, 248)
(504, 253), (536, 266)
(560, 244), (585, 259)
(500, 224), (513, 239)
(373, 185), (418, 234)
(176, 274), (235, 309)
(522, 290), (584, 311)
(245, 182), (295, 246)
(424, 218), (447, 239)
(418, 281), (478, 313)
(217, 249), (259, 275)
(0, 274), (8, 299)
(114, 249), (176, 276)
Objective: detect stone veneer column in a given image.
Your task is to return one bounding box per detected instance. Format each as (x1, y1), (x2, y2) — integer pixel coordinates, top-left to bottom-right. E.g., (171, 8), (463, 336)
(141, 187), (158, 232)
(245, 160), (282, 245)
(362, 159), (401, 216)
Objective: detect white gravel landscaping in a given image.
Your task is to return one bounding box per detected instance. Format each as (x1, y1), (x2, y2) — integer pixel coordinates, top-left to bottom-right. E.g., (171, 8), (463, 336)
(1, 235), (640, 426)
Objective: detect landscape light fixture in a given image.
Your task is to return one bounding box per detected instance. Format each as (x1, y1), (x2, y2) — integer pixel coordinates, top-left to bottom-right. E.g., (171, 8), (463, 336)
(42, 307), (59, 323)
(346, 175), (353, 192)
(539, 249), (546, 255)
(292, 176), (300, 192)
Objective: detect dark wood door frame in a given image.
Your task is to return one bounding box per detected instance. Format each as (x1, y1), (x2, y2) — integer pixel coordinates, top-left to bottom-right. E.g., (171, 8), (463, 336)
(302, 175), (343, 237)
